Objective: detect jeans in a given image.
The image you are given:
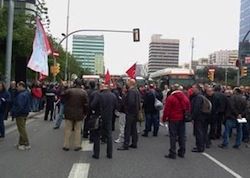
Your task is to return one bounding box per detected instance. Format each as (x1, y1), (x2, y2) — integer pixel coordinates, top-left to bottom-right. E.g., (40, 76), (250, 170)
(54, 103), (64, 128)
(242, 121), (250, 142)
(145, 112), (160, 135)
(117, 112), (126, 141)
(222, 119), (242, 146)
(16, 117), (29, 146)
(32, 98), (40, 112)
(0, 113), (5, 137)
(168, 120), (185, 156)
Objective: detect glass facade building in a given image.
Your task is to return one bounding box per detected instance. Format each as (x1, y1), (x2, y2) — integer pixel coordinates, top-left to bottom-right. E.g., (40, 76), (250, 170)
(239, 0), (250, 62)
(72, 35), (104, 74)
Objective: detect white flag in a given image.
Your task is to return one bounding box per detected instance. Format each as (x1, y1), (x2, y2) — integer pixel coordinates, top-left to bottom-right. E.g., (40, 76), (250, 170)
(27, 18), (52, 76)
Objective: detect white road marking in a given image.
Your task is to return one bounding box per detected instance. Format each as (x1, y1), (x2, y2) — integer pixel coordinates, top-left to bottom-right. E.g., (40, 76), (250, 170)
(202, 153), (243, 178)
(81, 140), (93, 151)
(5, 119), (35, 135)
(68, 163), (90, 178)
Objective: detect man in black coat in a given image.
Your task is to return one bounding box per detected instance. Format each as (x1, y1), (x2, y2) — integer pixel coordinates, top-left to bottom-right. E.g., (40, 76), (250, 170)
(191, 83), (208, 153)
(118, 79), (141, 150)
(211, 85), (227, 139)
(91, 83), (118, 159)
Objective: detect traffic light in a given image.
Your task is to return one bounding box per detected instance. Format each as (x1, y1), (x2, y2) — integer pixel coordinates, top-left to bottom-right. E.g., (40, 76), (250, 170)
(241, 66), (248, 77)
(133, 28), (140, 42)
(208, 69), (215, 81)
(50, 63), (60, 76)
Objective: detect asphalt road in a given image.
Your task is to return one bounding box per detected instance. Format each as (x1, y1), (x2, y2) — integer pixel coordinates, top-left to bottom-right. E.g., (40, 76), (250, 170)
(0, 113), (249, 178)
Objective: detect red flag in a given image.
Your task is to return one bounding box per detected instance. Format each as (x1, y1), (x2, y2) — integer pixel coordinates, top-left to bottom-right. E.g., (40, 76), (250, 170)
(105, 69), (111, 84)
(126, 63), (136, 79)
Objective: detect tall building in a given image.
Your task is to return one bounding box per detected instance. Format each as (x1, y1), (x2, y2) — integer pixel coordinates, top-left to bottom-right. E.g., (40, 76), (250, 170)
(72, 35), (104, 74)
(148, 34), (179, 74)
(208, 50), (238, 66)
(239, 0), (250, 62)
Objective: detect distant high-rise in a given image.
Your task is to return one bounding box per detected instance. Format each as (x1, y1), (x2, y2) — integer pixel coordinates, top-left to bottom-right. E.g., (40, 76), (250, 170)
(148, 35), (179, 74)
(239, 0), (250, 60)
(72, 35), (104, 74)
(209, 50), (238, 66)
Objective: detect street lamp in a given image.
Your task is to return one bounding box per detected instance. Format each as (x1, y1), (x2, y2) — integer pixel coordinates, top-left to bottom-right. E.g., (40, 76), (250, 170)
(64, 0), (70, 81)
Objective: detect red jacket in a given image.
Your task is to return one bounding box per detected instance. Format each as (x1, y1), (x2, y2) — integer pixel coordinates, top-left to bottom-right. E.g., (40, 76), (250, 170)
(162, 90), (190, 122)
(31, 87), (42, 99)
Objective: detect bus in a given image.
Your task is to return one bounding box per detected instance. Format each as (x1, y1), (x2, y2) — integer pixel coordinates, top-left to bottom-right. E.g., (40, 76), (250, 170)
(82, 75), (101, 88)
(149, 68), (195, 90)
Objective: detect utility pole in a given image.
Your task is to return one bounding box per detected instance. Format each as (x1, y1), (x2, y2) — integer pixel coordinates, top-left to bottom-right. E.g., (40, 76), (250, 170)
(64, 0), (70, 81)
(5, 0), (14, 88)
(190, 37), (194, 70)
(1, 0), (3, 8)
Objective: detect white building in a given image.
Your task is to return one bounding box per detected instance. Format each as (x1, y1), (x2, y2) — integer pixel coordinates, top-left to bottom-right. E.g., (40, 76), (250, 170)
(209, 50), (238, 66)
(148, 35), (179, 74)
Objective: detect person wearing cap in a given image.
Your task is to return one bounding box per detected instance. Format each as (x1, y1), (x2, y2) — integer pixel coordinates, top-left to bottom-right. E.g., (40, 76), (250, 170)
(91, 83), (118, 159)
(62, 79), (88, 151)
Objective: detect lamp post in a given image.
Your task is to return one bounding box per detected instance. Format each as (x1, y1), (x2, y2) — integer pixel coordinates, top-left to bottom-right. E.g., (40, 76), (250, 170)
(5, 0), (14, 89)
(64, 0), (70, 81)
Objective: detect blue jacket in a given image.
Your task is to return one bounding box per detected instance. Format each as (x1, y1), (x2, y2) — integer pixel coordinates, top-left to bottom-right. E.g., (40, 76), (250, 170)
(12, 90), (31, 118)
(0, 90), (10, 113)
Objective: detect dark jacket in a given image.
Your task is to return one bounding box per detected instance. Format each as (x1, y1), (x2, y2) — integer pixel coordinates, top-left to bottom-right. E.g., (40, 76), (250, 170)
(12, 90), (30, 118)
(64, 88), (88, 121)
(230, 94), (247, 117)
(0, 90), (10, 113)
(124, 87), (141, 116)
(213, 92), (227, 114)
(143, 89), (161, 114)
(91, 89), (118, 122)
(191, 93), (204, 120)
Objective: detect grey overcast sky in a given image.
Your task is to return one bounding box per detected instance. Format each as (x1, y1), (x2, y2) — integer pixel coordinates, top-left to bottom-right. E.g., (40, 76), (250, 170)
(46, 0), (240, 74)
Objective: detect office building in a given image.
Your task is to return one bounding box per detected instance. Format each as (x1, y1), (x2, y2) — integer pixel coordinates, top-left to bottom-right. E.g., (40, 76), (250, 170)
(148, 34), (179, 74)
(209, 50), (238, 66)
(72, 35), (104, 74)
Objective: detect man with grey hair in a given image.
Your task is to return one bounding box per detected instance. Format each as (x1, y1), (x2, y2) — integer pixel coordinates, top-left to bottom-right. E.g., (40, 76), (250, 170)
(118, 79), (141, 150)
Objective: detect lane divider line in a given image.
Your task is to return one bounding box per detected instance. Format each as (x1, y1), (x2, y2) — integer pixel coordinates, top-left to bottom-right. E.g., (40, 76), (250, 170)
(68, 163), (90, 178)
(202, 152), (243, 178)
(5, 119), (35, 135)
(81, 140), (93, 151)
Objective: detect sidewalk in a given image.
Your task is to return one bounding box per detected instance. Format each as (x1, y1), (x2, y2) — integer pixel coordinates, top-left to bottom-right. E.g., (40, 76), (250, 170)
(4, 111), (44, 128)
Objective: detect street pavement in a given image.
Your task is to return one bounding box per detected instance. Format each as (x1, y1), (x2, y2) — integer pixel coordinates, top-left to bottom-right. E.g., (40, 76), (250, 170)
(0, 113), (250, 178)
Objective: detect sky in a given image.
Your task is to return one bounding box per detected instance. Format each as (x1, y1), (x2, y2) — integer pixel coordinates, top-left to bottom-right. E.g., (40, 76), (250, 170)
(46, 0), (241, 75)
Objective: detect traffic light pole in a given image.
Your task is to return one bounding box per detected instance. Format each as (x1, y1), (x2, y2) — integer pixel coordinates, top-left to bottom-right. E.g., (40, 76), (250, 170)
(5, 0), (14, 89)
(58, 28), (139, 81)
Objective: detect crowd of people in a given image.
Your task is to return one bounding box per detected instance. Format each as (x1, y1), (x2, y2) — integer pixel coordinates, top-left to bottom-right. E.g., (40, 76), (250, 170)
(0, 78), (250, 160)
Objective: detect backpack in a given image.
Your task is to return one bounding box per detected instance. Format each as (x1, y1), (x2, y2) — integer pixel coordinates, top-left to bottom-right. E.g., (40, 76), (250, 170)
(201, 95), (212, 114)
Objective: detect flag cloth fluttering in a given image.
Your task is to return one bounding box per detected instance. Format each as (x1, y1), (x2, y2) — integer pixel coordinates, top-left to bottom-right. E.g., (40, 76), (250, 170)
(105, 69), (111, 84)
(126, 63), (136, 79)
(27, 18), (52, 76)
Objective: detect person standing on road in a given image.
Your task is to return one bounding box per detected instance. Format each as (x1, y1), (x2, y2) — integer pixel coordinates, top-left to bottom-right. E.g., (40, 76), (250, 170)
(44, 84), (56, 121)
(219, 88), (247, 149)
(7, 81), (17, 121)
(0, 81), (10, 138)
(91, 83), (118, 159)
(12, 81), (31, 150)
(142, 84), (162, 137)
(53, 81), (68, 129)
(191, 83), (210, 153)
(62, 79), (88, 151)
(117, 79), (141, 151)
(162, 84), (190, 159)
